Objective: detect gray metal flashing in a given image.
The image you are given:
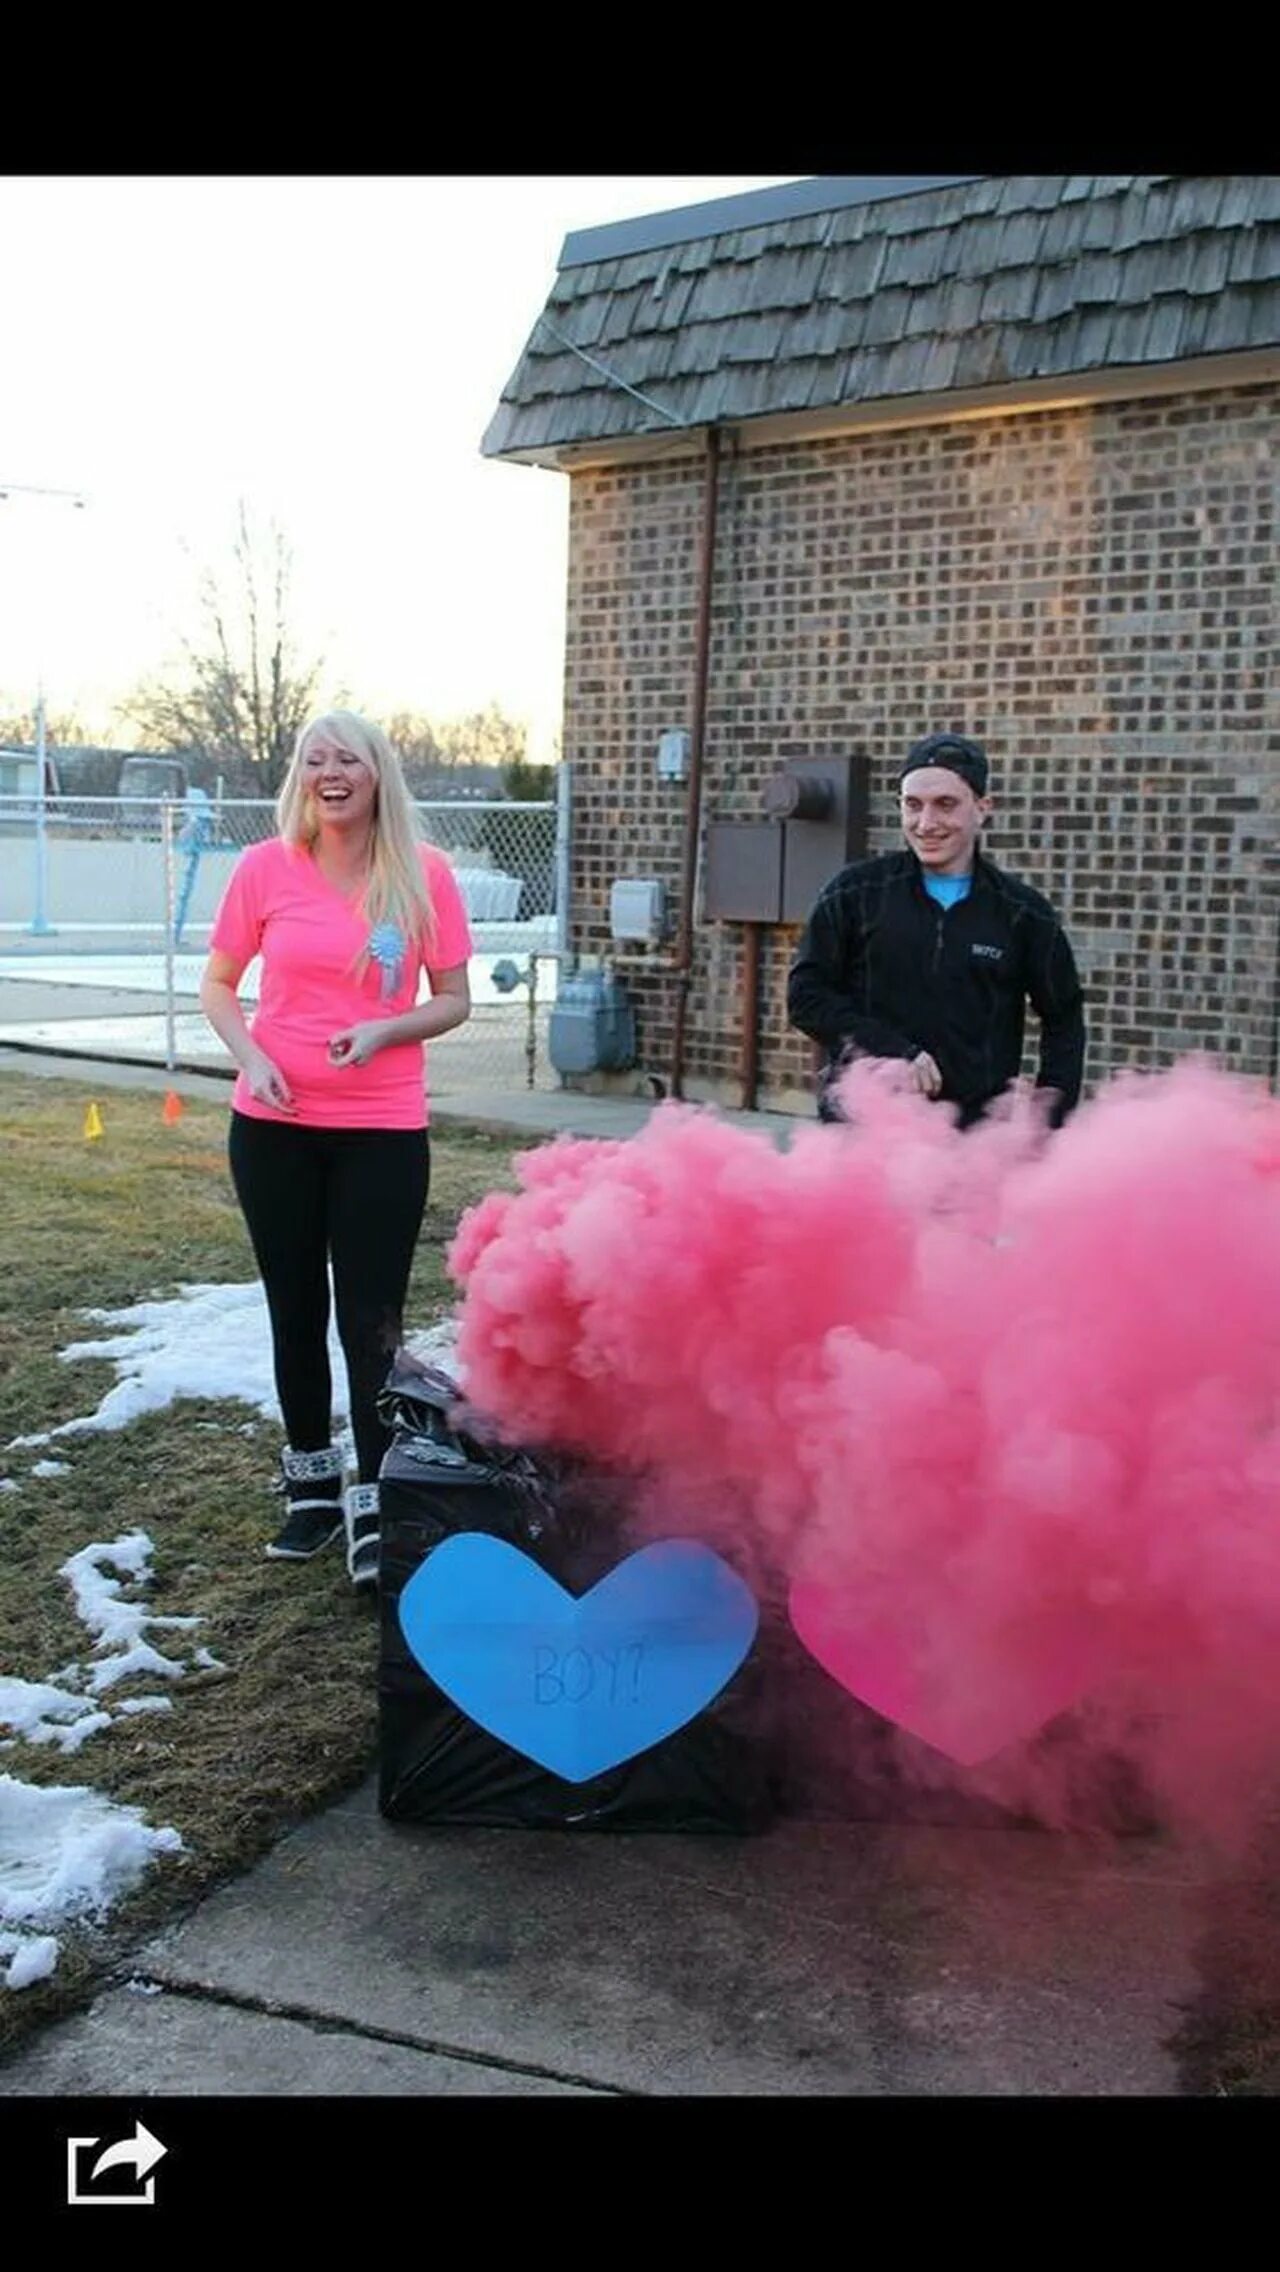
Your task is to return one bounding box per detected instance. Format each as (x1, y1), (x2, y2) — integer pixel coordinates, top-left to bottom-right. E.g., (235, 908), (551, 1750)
(557, 176), (983, 269)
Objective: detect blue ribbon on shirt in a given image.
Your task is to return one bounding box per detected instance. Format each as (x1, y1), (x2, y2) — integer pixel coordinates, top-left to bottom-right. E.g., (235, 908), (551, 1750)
(367, 921), (406, 1000)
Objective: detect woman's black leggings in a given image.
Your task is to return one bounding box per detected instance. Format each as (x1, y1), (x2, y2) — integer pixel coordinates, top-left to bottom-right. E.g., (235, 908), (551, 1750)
(228, 1112), (430, 1482)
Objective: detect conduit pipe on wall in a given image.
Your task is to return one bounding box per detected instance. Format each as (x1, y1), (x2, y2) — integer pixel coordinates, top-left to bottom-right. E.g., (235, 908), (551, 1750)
(739, 919), (763, 1112)
(669, 424), (721, 1101)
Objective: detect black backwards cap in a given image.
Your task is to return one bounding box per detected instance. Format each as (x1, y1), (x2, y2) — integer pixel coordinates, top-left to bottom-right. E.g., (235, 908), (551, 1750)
(896, 732), (989, 797)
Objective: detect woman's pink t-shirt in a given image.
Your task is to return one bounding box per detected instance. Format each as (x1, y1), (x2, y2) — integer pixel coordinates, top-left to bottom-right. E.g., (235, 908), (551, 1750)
(210, 837), (474, 1129)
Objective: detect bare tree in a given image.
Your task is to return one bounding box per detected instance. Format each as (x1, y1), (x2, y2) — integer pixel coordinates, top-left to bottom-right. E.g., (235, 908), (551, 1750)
(123, 505), (328, 792)
(384, 711), (442, 787)
(0, 704), (98, 749)
(434, 702), (528, 775)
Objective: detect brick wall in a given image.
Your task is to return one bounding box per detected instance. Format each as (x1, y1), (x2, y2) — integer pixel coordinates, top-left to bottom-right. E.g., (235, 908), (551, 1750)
(561, 381), (1278, 1110)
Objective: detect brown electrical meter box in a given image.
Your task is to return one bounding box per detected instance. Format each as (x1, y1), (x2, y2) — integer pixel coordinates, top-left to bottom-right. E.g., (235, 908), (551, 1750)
(702, 821), (785, 924)
(703, 755), (870, 925)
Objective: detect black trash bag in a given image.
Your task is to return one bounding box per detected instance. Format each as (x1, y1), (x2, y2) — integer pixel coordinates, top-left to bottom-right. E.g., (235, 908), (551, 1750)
(375, 1349), (772, 1834)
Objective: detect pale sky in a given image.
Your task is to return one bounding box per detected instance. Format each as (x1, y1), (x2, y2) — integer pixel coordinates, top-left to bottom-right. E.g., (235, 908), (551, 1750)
(0, 176), (800, 762)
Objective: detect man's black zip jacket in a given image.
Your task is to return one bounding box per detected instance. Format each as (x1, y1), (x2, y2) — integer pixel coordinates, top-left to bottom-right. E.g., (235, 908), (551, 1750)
(787, 847), (1086, 1126)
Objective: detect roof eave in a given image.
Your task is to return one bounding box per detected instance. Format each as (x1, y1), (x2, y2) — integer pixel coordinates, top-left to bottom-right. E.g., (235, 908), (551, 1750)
(484, 344), (1280, 471)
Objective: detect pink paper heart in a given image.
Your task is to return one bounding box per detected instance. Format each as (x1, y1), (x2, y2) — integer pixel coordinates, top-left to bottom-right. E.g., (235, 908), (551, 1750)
(788, 1579), (1113, 1766)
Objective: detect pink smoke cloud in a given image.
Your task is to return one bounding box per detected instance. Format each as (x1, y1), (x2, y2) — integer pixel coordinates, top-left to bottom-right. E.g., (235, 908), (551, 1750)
(447, 1059), (1280, 1845)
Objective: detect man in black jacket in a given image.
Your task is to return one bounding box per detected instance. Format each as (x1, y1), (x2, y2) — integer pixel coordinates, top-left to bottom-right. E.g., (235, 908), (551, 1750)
(787, 732), (1086, 1127)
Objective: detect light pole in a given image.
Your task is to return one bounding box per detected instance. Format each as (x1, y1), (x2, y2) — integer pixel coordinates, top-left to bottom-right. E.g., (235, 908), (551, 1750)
(0, 481), (88, 937)
(31, 684), (53, 935)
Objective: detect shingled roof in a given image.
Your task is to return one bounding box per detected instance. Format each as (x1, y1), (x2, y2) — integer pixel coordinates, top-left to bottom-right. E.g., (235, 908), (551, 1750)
(483, 174), (1280, 466)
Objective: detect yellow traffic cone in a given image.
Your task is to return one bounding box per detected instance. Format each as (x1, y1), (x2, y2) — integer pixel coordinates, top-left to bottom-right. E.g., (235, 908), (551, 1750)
(162, 1090), (183, 1125)
(84, 1101), (104, 1142)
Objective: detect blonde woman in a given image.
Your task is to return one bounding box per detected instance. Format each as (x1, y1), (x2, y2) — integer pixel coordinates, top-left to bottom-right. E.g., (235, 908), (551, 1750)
(200, 711), (473, 1586)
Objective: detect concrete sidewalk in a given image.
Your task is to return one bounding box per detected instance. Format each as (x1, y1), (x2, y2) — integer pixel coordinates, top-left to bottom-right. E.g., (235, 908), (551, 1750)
(0, 1045), (1256, 2097)
(0, 970), (799, 1148)
(0, 1777), (1230, 2097)
(0, 1039), (799, 1149)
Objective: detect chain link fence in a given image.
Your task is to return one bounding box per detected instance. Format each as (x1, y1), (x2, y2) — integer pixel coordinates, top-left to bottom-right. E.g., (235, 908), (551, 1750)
(0, 780), (571, 1095)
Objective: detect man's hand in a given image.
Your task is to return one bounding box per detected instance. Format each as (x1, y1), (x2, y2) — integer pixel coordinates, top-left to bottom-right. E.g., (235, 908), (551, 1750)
(909, 1050), (943, 1099)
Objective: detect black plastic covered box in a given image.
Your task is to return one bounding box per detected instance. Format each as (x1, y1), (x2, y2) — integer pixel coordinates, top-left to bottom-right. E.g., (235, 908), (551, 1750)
(376, 1352), (771, 1834)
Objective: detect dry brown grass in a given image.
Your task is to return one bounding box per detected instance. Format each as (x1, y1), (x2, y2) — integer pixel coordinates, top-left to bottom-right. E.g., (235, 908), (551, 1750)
(0, 1067), (516, 2059)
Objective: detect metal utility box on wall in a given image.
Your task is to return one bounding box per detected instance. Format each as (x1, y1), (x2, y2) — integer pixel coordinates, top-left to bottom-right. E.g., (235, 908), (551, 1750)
(703, 822), (784, 923)
(776, 755), (870, 921)
(702, 755), (870, 924)
(610, 878), (668, 945)
(657, 729), (691, 783)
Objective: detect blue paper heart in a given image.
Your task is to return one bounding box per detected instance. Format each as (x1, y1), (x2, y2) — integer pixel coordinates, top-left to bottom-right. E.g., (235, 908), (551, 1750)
(398, 1536), (759, 1783)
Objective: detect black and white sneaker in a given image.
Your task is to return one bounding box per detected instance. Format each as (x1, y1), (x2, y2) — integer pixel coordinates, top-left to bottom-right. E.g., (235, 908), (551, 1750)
(345, 1482), (380, 1589)
(266, 1444), (345, 1561)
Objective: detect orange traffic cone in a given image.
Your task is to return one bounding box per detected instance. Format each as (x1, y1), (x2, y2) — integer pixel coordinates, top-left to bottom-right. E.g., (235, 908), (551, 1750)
(162, 1090), (183, 1125)
(83, 1101), (104, 1142)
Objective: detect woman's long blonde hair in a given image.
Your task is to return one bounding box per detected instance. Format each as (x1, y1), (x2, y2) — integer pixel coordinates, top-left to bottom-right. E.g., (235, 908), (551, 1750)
(277, 709), (438, 959)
